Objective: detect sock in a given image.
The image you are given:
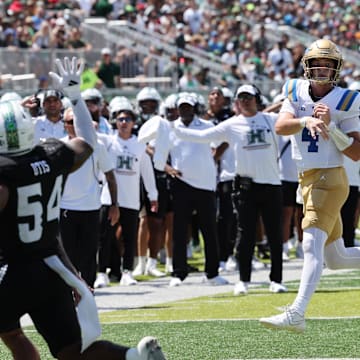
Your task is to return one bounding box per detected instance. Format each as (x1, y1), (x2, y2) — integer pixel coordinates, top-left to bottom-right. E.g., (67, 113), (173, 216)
(291, 227), (327, 315)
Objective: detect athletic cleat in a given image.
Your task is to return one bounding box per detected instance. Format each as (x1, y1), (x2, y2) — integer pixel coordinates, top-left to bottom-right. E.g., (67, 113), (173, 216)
(233, 281), (248, 295)
(252, 257), (265, 270)
(93, 272), (110, 289)
(225, 255), (238, 271)
(120, 270), (137, 286)
(269, 281), (288, 293)
(128, 336), (167, 360)
(169, 277), (182, 287)
(145, 258), (166, 277)
(218, 261), (226, 273)
(202, 275), (229, 285)
(260, 307), (305, 333)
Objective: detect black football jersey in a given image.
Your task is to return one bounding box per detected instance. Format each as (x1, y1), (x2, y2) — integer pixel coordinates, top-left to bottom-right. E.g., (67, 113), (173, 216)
(0, 138), (75, 263)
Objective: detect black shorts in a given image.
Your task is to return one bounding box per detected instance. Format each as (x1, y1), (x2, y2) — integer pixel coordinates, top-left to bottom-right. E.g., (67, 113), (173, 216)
(281, 180), (298, 207)
(0, 260), (81, 357)
(144, 171), (173, 219)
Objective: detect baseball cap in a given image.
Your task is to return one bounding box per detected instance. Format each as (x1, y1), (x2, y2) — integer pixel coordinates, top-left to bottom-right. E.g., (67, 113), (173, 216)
(56, 17), (66, 26)
(43, 89), (63, 100)
(177, 95), (196, 107)
(235, 84), (257, 98)
(101, 47), (111, 55)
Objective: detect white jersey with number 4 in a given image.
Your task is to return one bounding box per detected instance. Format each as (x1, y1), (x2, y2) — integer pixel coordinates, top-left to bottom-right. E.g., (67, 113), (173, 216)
(280, 79), (360, 172)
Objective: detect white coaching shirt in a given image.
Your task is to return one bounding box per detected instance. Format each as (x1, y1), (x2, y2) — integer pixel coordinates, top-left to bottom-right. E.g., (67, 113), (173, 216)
(174, 113), (281, 185)
(34, 115), (67, 143)
(60, 138), (114, 211)
(281, 79), (360, 172)
(170, 117), (217, 191)
(101, 134), (158, 210)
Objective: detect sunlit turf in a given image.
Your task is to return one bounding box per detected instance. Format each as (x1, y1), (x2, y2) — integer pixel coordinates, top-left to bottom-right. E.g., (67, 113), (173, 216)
(1, 270), (359, 359)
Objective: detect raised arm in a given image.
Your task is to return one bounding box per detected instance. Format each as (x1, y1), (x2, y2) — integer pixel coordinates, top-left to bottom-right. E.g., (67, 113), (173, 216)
(49, 57), (97, 172)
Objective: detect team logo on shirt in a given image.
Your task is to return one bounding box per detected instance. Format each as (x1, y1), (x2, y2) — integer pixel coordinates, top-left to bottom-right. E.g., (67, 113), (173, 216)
(243, 127), (270, 150)
(115, 151), (137, 175)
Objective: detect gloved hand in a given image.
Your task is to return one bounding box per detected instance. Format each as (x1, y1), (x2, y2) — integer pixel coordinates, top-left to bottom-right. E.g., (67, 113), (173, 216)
(49, 57), (84, 101)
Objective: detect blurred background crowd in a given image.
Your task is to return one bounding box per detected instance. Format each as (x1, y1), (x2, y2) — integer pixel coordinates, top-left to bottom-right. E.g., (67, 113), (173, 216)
(0, 0), (358, 101)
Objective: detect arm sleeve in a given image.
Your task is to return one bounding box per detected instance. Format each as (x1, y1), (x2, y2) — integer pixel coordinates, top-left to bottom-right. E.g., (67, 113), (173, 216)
(72, 98), (97, 149)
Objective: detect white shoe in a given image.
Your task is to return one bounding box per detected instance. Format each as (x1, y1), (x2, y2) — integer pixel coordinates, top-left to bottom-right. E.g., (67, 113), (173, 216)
(269, 281), (288, 293)
(127, 336), (167, 360)
(282, 251), (290, 262)
(203, 275), (229, 285)
(218, 261), (226, 273)
(120, 270), (137, 286)
(225, 255), (238, 271)
(145, 258), (166, 277)
(252, 257), (265, 270)
(93, 272), (110, 289)
(169, 277), (182, 287)
(234, 281), (248, 295)
(354, 238), (360, 246)
(259, 307), (305, 333)
(132, 256), (146, 276)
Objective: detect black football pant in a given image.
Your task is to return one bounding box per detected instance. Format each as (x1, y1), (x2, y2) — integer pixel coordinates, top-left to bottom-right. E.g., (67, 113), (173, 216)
(232, 180), (283, 283)
(171, 178), (219, 281)
(60, 209), (100, 287)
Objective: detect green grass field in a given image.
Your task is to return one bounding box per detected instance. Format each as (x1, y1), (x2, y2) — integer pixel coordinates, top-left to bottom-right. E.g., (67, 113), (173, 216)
(1, 269), (360, 359)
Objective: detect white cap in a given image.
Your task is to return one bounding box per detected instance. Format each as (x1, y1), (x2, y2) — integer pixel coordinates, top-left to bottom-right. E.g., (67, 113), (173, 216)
(101, 47), (111, 55)
(56, 17), (66, 26)
(177, 95), (196, 107)
(226, 42), (234, 51)
(235, 84), (257, 98)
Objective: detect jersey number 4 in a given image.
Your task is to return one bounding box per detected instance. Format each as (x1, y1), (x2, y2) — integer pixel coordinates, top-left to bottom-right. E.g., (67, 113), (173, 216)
(17, 175), (63, 243)
(302, 128), (319, 152)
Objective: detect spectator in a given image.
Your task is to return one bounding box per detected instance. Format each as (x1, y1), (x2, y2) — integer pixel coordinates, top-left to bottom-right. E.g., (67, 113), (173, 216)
(96, 47), (121, 88)
(67, 27), (92, 50)
(31, 20), (51, 49)
(267, 41), (294, 76)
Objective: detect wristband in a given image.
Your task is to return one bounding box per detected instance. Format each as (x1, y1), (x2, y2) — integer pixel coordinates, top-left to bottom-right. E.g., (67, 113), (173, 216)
(299, 117), (307, 128)
(328, 123), (354, 151)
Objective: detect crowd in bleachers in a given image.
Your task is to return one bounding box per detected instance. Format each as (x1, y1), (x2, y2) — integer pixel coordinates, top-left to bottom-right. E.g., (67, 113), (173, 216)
(0, 1), (359, 96)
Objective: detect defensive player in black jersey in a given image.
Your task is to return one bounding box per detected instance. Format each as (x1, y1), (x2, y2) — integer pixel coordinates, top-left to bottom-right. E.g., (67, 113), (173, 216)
(0, 57), (166, 360)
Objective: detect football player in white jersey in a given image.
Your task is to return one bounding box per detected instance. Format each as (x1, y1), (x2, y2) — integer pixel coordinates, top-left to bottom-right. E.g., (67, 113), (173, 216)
(260, 39), (360, 333)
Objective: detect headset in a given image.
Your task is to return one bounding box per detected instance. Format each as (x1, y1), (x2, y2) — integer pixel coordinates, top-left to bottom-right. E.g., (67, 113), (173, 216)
(250, 84), (262, 109)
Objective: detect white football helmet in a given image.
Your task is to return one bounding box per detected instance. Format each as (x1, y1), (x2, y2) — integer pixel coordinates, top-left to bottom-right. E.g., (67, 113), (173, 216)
(160, 93), (179, 120)
(0, 101), (34, 155)
(136, 87), (162, 122)
(81, 88), (103, 104)
(302, 39), (343, 84)
(109, 96), (136, 123)
(221, 87), (234, 100)
(0, 92), (22, 102)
